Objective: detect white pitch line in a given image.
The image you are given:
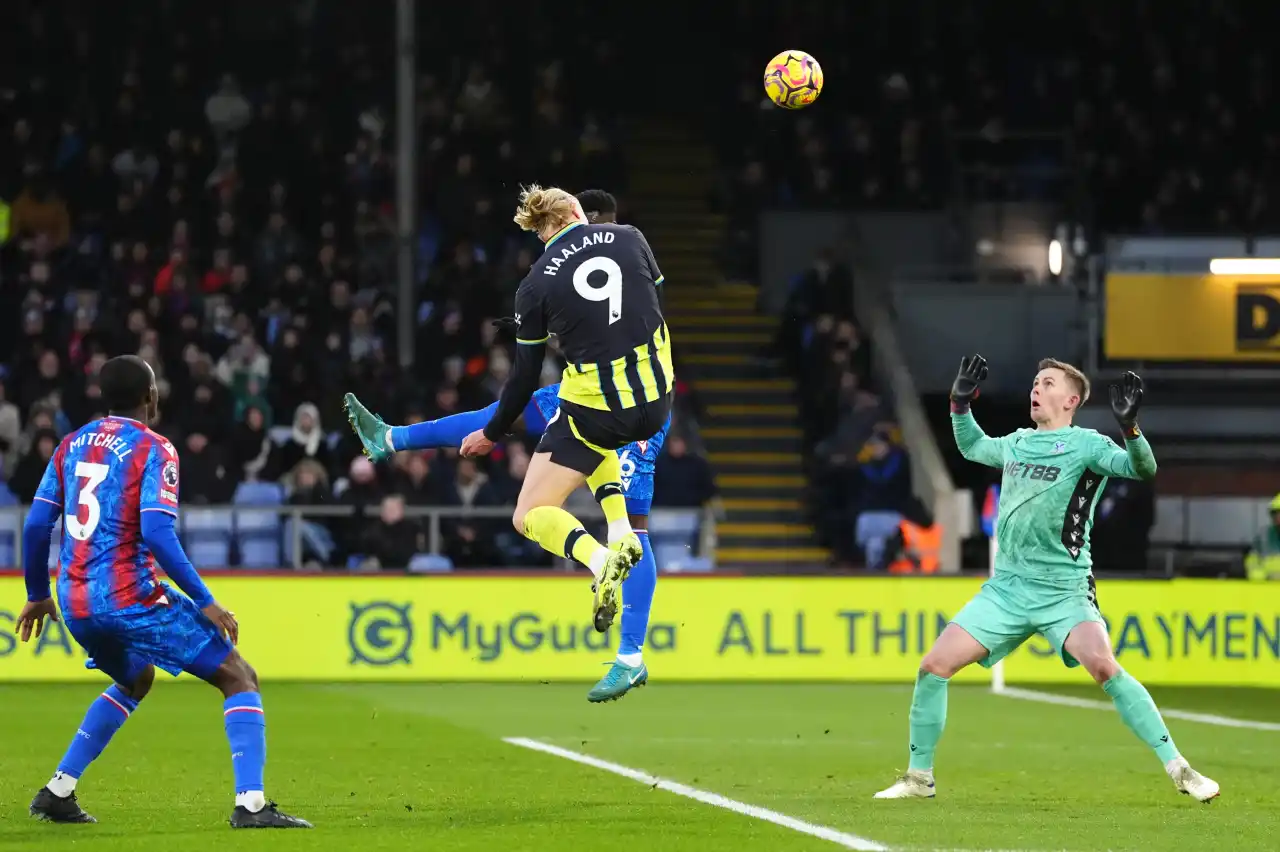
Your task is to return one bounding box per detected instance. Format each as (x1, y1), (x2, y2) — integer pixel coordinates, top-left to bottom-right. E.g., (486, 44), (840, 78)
(504, 736), (889, 851)
(996, 686), (1280, 731)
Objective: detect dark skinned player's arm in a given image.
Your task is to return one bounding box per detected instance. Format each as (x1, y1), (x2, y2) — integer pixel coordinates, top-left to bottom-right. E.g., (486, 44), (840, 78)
(483, 341), (546, 441)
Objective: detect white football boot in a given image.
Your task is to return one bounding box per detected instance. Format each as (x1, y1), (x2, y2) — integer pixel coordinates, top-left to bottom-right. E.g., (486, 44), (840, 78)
(873, 770), (936, 799)
(1167, 758), (1220, 803)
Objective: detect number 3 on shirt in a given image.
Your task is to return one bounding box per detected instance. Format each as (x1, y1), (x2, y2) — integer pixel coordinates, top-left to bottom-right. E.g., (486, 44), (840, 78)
(65, 461), (109, 541)
(573, 257), (623, 325)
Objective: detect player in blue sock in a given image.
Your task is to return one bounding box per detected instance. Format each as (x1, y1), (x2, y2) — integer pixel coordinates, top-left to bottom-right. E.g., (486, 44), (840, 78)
(15, 355), (311, 828)
(345, 383), (664, 703)
(344, 191), (662, 702)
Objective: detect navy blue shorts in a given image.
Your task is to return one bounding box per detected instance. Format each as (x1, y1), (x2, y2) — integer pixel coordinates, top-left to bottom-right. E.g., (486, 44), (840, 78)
(529, 384), (669, 515)
(64, 586), (233, 685)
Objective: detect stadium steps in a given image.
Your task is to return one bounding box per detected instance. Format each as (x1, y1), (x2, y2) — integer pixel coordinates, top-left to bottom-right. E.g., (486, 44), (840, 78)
(624, 119), (827, 569)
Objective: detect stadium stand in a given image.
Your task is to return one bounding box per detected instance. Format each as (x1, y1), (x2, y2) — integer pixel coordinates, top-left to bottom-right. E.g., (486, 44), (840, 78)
(712, 0), (1275, 233)
(7, 0), (1271, 573)
(0, 0), (708, 570)
(697, 0), (1280, 569)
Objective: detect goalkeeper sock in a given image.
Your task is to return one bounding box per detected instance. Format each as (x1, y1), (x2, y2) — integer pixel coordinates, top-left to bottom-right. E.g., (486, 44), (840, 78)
(907, 670), (949, 772)
(522, 506), (610, 579)
(586, 451), (632, 543)
(1103, 671), (1180, 764)
(617, 531), (656, 661)
(389, 403), (498, 451)
(52, 685), (139, 792)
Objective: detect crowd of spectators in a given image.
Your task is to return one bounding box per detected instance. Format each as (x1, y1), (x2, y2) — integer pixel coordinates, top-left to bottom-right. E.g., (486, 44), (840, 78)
(709, 0), (1277, 284)
(776, 251), (911, 567)
(9, 0), (1265, 570)
(700, 1), (1277, 566)
(0, 0), (662, 569)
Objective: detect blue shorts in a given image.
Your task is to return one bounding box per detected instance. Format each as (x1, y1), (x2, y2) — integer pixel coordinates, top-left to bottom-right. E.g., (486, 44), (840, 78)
(527, 385), (669, 515)
(64, 586), (233, 685)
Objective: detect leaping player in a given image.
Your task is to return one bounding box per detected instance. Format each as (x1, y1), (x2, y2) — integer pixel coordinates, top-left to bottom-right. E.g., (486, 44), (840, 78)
(344, 190), (666, 704)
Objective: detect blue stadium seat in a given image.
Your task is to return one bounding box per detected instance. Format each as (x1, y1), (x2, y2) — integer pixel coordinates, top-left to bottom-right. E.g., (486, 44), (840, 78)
(408, 553), (454, 573)
(856, 510), (905, 570)
(281, 517), (301, 566)
(181, 508), (234, 569)
(647, 510), (701, 537)
(0, 504), (19, 567)
(647, 510), (700, 562)
(282, 516), (336, 566)
(233, 481), (285, 566)
(235, 510), (282, 567)
(268, 426), (292, 446)
(233, 481), (285, 506)
(654, 545), (713, 573)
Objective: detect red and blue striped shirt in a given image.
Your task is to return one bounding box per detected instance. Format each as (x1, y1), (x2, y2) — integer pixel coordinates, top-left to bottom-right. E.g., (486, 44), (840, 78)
(35, 417), (181, 619)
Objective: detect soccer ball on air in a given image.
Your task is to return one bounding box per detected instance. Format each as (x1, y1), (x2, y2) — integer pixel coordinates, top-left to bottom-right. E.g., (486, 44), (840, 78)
(763, 50), (824, 109)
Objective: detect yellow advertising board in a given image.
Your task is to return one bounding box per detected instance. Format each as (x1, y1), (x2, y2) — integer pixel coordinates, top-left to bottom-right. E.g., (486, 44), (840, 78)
(0, 577), (1277, 685)
(1105, 273), (1280, 360)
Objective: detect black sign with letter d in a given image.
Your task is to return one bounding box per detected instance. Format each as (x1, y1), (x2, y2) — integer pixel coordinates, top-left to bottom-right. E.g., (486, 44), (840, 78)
(1235, 285), (1280, 350)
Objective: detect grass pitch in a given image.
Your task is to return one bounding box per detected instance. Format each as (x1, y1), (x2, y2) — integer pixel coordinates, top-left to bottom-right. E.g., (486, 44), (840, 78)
(1, 682), (1274, 850)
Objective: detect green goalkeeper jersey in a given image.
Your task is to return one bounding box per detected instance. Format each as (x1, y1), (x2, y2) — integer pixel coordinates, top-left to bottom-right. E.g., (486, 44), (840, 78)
(952, 412), (1157, 584)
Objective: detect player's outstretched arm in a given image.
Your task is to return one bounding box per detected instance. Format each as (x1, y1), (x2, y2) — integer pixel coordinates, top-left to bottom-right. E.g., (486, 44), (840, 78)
(949, 354), (1006, 468)
(1090, 371), (1157, 480)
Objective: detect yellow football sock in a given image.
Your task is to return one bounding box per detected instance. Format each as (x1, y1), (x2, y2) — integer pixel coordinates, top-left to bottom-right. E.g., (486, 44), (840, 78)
(522, 505), (607, 574)
(586, 451), (632, 542)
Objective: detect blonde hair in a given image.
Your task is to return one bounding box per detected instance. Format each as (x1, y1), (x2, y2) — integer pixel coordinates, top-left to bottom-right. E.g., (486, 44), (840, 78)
(1038, 358), (1091, 405)
(513, 184), (578, 235)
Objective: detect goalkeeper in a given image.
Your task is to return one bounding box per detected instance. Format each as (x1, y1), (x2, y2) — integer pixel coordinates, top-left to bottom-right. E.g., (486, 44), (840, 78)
(874, 356), (1220, 803)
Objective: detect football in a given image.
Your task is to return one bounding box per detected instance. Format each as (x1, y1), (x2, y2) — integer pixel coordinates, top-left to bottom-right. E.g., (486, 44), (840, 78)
(763, 50), (824, 109)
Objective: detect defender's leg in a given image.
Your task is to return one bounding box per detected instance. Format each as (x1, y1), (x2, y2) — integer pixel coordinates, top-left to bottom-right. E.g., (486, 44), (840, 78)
(30, 624), (156, 824)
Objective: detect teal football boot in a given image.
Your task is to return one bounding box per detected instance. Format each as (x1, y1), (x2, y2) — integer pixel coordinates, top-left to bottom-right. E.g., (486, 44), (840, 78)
(587, 660), (648, 703)
(343, 393), (393, 463)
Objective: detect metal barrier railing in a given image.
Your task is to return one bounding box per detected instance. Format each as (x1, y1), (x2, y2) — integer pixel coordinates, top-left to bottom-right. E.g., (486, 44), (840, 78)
(0, 504), (715, 571)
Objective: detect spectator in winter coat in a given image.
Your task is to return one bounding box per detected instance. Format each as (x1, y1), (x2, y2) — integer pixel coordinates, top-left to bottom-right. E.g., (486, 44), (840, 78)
(278, 402), (333, 477)
(9, 429), (57, 503)
(205, 74), (253, 182)
(653, 435), (718, 509)
(359, 494), (422, 570)
(10, 173), (70, 248)
(0, 383), (22, 477)
(180, 431), (236, 504)
(229, 404), (277, 482)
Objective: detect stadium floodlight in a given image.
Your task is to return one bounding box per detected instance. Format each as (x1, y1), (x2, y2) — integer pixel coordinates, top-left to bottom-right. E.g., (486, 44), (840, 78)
(1048, 240), (1063, 276)
(1208, 258), (1280, 275)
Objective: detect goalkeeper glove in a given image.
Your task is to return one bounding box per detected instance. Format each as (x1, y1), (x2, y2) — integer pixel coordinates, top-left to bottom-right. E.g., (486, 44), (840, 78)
(1109, 370), (1144, 438)
(950, 354), (988, 414)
